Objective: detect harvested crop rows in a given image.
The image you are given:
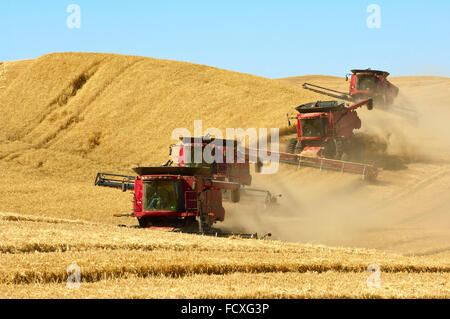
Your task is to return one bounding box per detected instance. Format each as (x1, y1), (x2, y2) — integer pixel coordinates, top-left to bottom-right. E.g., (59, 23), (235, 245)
(0, 214), (449, 298)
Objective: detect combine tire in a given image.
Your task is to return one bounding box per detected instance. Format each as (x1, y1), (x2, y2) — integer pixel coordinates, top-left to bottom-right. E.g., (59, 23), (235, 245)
(321, 140), (336, 159)
(335, 139), (344, 160)
(255, 160), (263, 173)
(286, 138), (297, 154)
(231, 188), (241, 203)
(183, 218), (199, 233)
(295, 141), (304, 154)
(285, 139), (303, 155)
(321, 139), (344, 160)
(374, 96), (387, 109)
(138, 217), (150, 228)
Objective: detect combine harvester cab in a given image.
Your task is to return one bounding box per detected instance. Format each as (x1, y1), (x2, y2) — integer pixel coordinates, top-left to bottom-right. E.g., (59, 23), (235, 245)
(95, 167), (254, 235)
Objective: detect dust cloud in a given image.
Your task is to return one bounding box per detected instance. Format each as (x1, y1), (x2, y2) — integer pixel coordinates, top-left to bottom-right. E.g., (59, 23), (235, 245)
(359, 91), (450, 164)
(220, 167), (384, 246)
(220, 81), (450, 253)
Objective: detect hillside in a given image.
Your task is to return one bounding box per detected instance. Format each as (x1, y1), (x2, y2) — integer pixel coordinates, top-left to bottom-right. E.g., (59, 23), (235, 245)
(0, 53), (316, 172)
(0, 53), (449, 298)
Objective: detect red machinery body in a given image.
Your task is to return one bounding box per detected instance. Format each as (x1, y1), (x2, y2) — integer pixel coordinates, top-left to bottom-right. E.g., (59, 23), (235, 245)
(95, 167), (241, 231)
(133, 174), (224, 228)
(172, 137), (252, 186)
(348, 69), (399, 106)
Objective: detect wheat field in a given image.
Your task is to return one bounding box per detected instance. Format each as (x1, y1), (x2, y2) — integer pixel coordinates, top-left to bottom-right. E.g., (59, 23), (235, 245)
(0, 53), (449, 298)
(0, 212), (448, 298)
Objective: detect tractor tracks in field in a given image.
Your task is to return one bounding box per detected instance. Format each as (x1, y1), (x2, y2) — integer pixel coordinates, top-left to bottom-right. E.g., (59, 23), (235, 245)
(410, 247), (450, 257)
(378, 166), (450, 207)
(21, 60), (104, 148)
(35, 58), (147, 150)
(7, 57), (145, 152)
(362, 165), (450, 239)
(0, 58), (147, 162)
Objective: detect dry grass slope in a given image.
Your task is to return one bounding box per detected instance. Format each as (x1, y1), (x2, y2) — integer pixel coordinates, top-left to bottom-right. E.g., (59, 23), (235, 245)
(0, 53), (317, 171)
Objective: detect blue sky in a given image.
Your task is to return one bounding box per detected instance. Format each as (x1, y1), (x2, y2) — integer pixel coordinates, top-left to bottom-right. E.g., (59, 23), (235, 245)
(1, 0), (449, 78)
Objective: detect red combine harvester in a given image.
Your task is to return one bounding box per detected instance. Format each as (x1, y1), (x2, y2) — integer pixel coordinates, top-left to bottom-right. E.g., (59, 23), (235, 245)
(167, 136), (280, 203)
(303, 69), (399, 107)
(95, 137), (280, 235)
(95, 167), (257, 237)
(283, 99), (378, 180)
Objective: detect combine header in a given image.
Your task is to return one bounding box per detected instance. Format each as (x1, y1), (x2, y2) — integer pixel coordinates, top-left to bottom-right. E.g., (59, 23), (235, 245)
(169, 134), (378, 181)
(274, 151), (377, 180)
(303, 69), (399, 107)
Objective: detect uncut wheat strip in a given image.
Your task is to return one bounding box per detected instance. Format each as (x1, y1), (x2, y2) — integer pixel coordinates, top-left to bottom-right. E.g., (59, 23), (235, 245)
(1, 249), (449, 285)
(0, 212), (92, 225)
(0, 218), (388, 256)
(1, 271), (449, 299)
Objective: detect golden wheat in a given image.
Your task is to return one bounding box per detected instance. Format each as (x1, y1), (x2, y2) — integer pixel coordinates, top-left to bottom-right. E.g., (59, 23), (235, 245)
(0, 217), (448, 290)
(1, 272), (449, 299)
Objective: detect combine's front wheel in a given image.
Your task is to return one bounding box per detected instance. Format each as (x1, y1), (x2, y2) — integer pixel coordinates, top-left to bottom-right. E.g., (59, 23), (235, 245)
(183, 218), (199, 233)
(295, 141), (304, 154)
(321, 138), (344, 160)
(138, 217), (151, 228)
(231, 188), (241, 203)
(285, 138), (297, 154)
